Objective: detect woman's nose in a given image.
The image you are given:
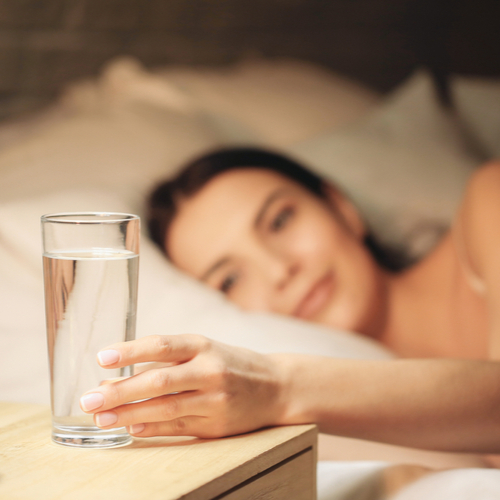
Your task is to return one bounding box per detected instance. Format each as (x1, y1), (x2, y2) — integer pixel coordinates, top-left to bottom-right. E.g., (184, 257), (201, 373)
(261, 252), (300, 290)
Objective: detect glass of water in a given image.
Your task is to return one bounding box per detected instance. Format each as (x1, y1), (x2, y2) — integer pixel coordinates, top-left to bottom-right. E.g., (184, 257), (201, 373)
(41, 212), (140, 448)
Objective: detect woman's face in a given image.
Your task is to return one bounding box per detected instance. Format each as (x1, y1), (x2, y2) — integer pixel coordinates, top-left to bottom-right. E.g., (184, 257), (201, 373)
(167, 168), (388, 337)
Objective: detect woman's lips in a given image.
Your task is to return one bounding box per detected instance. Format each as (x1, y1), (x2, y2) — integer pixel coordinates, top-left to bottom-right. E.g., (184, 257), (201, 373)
(293, 273), (334, 320)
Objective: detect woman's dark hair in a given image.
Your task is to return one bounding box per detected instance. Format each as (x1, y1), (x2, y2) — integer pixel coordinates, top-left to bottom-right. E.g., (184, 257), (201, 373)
(147, 147), (407, 271)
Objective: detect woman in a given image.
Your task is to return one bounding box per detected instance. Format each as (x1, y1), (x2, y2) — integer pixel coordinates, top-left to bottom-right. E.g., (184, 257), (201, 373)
(80, 148), (500, 454)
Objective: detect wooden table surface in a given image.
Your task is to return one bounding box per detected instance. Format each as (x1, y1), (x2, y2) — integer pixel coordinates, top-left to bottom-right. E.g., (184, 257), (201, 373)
(0, 402), (317, 500)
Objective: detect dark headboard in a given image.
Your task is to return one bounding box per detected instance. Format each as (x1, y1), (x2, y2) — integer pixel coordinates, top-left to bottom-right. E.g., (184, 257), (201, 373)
(0, 0), (498, 121)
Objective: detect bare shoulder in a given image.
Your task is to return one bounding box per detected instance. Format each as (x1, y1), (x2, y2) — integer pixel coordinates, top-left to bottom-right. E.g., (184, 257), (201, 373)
(459, 160), (500, 358)
(460, 160), (500, 274)
(465, 160), (500, 201)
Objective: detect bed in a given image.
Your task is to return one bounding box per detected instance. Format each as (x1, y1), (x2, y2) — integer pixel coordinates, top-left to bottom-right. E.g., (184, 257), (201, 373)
(1, 56), (500, 498)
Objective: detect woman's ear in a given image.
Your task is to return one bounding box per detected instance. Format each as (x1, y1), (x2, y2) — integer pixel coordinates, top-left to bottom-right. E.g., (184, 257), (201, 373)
(322, 183), (366, 238)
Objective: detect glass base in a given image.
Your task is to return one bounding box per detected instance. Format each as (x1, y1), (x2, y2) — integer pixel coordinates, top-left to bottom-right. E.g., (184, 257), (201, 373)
(52, 424), (133, 448)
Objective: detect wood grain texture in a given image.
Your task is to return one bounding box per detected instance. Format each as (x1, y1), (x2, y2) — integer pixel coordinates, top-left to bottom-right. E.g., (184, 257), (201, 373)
(0, 402), (317, 500)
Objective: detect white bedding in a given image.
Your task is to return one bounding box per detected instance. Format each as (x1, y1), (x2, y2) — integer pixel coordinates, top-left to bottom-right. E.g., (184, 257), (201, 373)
(317, 463), (500, 500)
(1, 57), (499, 499)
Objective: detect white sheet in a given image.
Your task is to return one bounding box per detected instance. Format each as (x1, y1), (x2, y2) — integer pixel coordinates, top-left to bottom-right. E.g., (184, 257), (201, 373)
(317, 461), (387, 500)
(391, 468), (500, 500)
(317, 463), (500, 500)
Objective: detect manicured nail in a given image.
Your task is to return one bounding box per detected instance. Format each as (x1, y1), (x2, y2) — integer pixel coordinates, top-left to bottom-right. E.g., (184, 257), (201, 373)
(97, 349), (120, 366)
(129, 423), (145, 434)
(95, 411), (118, 428)
(80, 393), (105, 412)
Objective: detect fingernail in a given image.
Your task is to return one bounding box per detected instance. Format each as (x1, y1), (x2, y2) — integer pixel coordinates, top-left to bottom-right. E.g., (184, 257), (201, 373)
(80, 393), (105, 412)
(96, 411), (118, 428)
(129, 423), (145, 434)
(98, 349), (120, 366)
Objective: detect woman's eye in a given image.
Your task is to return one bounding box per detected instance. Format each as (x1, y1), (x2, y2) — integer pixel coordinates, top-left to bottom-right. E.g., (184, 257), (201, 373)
(270, 207), (294, 232)
(220, 273), (238, 294)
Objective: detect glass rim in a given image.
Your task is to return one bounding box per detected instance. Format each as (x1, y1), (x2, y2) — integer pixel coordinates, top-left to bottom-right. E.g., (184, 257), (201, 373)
(41, 212), (140, 224)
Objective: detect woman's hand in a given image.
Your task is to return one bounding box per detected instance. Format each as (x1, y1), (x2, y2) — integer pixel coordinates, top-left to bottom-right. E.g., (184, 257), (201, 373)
(79, 334), (286, 438)
(80, 333), (500, 452)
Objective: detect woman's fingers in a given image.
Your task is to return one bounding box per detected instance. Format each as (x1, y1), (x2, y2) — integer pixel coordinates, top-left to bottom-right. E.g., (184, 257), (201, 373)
(93, 392), (208, 431)
(80, 362), (205, 413)
(94, 390), (245, 439)
(97, 334), (210, 369)
(134, 362), (174, 374)
(127, 416), (213, 438)
(128, 416), (215, 438)
(79, 333), (285, 440)
(93, 390), (238, 439)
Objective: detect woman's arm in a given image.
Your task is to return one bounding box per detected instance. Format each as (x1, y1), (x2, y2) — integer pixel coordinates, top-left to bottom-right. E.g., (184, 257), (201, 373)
(277, 354), (500, 452)
(80, 334), (500, 453)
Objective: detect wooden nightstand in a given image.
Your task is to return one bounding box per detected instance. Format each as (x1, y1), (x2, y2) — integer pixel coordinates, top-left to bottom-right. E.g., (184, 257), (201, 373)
(0, 402), (317, 499)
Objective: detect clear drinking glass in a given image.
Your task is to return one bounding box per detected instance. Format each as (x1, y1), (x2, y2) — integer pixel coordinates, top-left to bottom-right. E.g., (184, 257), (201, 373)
(41, 212), (140, 448)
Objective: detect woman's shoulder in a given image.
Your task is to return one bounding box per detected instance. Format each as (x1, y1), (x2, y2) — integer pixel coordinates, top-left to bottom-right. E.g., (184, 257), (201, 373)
(458, 160), (500, 279)
(465, 160), (500, 204)
(461, 160), (500, 358)
(461, 160), (500, 237)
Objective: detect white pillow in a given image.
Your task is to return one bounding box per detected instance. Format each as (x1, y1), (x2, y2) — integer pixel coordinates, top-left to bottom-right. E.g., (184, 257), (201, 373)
(63, 57), (380, 148)
(0, 189), (393, 405)
(0, 57), (380, 211)
(290, 70), (481, 262)
(0, 103), (223, 215)
(156, 58), (381, 147)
